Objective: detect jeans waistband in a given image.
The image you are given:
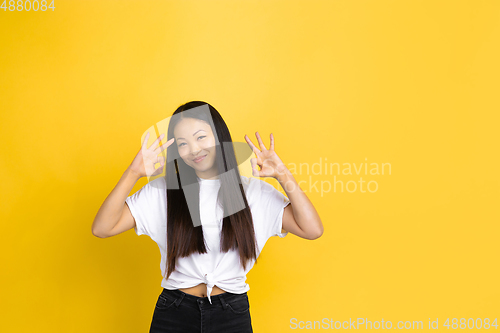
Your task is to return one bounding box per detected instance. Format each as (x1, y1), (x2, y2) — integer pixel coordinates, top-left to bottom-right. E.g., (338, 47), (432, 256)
(161, 288), (246, 307)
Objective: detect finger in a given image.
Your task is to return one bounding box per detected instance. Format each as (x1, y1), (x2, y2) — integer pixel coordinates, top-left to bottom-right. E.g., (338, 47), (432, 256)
(155, 137), (175, 154)
(149, 133), (165, 151)
(250, 158), (260, 171)
(255, 132), (268, 151)
(244, 135), (263, 164)
(141, 132), (151, 150)
(153, 156), (165, 176)
(269, 133), (275, 151)
(244, 134), (260, 154)
(252, 166), (263, 178)
(157, 155), (166, 167)
(251, 161), (261, 177)
(251, 146), (263, 165)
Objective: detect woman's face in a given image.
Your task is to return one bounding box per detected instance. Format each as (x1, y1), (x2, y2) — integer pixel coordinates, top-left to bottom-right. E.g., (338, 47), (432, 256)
(173, 117), (219, 179)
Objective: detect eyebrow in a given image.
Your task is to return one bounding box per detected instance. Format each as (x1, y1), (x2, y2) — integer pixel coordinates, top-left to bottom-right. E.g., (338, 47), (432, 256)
(176, 129), (206, 140)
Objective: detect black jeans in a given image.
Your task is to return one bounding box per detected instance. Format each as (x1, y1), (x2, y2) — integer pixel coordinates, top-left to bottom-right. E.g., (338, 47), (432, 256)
(149, 288), (253, 333)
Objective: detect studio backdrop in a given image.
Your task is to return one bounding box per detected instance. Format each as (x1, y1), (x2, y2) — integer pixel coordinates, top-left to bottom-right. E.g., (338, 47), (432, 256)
(1, 0), (499, 332)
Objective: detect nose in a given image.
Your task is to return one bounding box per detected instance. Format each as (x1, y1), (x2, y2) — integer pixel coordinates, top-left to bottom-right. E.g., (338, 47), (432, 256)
(190, 143), (201, 155)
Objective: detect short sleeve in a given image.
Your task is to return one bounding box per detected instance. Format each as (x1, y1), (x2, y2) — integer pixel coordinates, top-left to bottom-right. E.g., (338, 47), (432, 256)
(257, 180), (291, 239)
(125, 177), (166, 237)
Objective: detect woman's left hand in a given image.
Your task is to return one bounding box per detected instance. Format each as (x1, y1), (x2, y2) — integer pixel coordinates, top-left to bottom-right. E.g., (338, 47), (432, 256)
(244, 132), (288, 179)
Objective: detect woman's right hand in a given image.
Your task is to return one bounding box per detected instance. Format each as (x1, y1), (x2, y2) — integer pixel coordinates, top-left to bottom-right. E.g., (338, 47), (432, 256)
(129, 132), (175, 179)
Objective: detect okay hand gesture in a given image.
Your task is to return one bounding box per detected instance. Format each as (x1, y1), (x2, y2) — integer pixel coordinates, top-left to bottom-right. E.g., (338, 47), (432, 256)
(130, 131), (175, 178)
(244, 132), (288, 179)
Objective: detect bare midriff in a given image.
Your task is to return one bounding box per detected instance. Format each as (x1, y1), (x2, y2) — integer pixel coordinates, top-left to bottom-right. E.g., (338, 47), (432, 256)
(179, 283), (227, 297)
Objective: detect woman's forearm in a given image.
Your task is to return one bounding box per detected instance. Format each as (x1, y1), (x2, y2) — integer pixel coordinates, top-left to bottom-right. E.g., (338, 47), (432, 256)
(276, 168), (323, 237)
(91, 166), (141, 237)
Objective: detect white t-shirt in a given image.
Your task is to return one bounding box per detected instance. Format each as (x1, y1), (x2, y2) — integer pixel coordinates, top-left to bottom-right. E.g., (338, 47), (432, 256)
(125, 174), (290, 304)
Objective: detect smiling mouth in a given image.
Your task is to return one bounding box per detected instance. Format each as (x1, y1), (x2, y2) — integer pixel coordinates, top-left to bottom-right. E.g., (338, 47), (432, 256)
(193, 155), (207, 163)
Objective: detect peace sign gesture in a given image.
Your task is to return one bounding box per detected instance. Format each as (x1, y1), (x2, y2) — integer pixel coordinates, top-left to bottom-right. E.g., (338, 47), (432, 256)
(244, 132), (289, 179)
(129, 131), (175, 178)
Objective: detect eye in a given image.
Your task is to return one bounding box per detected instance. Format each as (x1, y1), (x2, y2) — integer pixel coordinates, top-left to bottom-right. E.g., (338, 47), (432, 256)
(178, 136), (205, 147)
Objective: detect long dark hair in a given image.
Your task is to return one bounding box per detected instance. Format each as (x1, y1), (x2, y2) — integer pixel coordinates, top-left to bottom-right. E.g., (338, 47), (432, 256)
(163, 101), (258, 280)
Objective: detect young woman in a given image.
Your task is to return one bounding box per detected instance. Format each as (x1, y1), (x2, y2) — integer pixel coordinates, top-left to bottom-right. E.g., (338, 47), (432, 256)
(92, 101), (323, 332)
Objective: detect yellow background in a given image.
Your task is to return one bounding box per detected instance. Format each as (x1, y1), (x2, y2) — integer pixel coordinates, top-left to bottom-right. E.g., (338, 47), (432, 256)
(1, 0), (499, 331)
